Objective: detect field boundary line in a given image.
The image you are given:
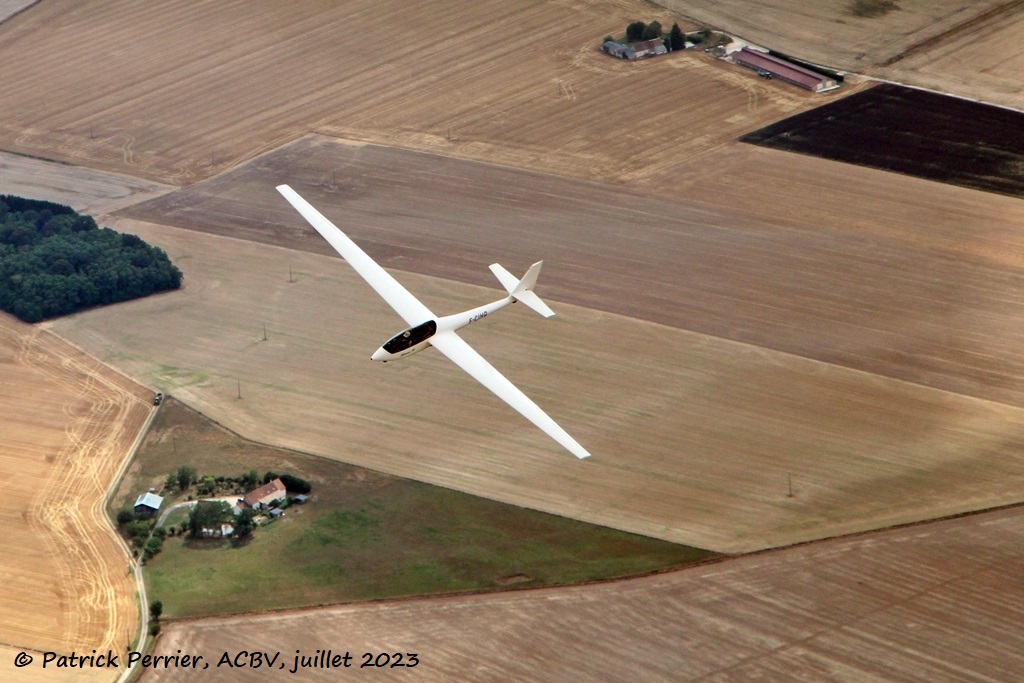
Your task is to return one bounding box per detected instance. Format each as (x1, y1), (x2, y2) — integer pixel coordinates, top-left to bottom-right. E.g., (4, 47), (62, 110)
(157, 496), (1024, 629)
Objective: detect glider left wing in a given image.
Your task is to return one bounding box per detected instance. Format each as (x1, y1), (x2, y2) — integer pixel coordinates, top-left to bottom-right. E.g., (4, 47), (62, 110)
(276, 184), (435, 326)
(430, 331), (591, 459)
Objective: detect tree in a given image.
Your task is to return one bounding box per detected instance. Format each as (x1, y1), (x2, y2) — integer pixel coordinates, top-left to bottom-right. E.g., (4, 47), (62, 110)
(280, 473), (312, 494)
(240, 469), (259, 490)
(625, 21), (646, 42)
(176, 465), (196, 491)
(234, 508), (256, 538)
(669, 22), (685, 51)
(143, 536), (163, 561)
(116, 508), (135, 526)
(188, 500), (232, 538)
(150, 600), (163, 620)
(642, 21), (662, 41)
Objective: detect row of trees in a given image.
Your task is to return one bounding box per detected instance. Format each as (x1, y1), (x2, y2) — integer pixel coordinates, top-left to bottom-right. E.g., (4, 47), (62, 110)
(168, 465), (312, 497)
(614, 21), (702, 52)
(0, 195), (182, 322)
(116, 508), (165, 561)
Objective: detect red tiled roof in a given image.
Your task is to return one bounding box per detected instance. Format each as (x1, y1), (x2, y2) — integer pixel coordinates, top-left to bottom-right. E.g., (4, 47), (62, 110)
(242, 477), (286, 507)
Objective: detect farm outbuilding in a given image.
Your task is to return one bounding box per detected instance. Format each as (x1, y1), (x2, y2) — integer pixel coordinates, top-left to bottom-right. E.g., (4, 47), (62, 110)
(134, 492), (163, 517)
(602, 41), (629, 59)
(731, 47), (838, 92)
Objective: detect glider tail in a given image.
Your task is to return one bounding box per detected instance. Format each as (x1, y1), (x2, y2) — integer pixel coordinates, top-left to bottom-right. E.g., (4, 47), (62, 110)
(489, 261), (555, 318)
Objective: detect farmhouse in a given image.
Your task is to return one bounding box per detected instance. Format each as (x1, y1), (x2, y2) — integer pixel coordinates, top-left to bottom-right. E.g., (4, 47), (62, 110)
(241, 477), (286, 510)
(629, 38), (668, 60)
(731, 47), (838, 92)
(601, 39), (667, 61)
(134, 492), (163, 517)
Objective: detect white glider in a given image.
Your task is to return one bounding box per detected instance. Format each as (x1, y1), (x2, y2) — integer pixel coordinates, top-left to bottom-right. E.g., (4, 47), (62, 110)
(276, 184), (590, 459)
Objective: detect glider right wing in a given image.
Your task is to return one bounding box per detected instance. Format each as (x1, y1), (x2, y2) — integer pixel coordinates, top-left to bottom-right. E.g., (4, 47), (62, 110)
(430, 331), (591, 459)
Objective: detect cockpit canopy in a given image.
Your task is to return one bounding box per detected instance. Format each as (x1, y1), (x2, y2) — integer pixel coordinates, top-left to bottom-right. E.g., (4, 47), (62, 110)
(382, 319), (437, 354)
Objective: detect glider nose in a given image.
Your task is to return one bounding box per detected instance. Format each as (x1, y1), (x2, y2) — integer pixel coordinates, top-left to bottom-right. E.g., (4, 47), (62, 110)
(371, 346), (389, 362)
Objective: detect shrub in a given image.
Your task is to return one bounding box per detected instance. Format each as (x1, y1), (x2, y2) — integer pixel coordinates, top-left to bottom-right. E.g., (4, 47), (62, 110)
(625, 21), (646, 42)
(280, 473), (312, 494)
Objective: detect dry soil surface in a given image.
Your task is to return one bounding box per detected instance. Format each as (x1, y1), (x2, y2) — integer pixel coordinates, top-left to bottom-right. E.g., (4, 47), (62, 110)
(0, 314), (152, 681)
(141, 504), (1024, 683)
(657, 0), (1024, 109)
(46, 215), (1024, 554)
(0, 0), (821, 187)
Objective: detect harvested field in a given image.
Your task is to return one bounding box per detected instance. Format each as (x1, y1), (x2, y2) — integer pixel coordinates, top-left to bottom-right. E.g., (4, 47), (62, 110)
(0, 150), (171, 215)
(0, 643), (108, 683)
(0, 0), (819, 187)
(141, 504), (1024, 682)
(47, 218), (1024, 553)
(120, 137), (1024, 410)
(880, 4), (1024, 109)
(0, 314), (151, 670)
(741, 83), (1024, 198)
(655, 0), (1024, 109)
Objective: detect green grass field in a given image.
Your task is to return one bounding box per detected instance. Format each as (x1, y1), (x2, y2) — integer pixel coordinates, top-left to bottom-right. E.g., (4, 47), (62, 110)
(117, 399), (715, 618)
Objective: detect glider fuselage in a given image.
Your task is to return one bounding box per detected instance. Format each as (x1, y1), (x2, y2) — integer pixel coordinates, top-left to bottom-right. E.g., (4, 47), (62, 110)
(371, 296), (514, 362)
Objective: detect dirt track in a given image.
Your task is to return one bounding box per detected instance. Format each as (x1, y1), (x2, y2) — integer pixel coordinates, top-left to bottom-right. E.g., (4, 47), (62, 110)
(0, 314), (150, 679)
(141, 504), (1024, 682)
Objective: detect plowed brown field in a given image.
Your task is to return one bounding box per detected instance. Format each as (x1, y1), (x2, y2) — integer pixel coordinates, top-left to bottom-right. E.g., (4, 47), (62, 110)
(140, 504), (1024, 683)
(0, 0), (821, 188)
(0, 314), (151, 679)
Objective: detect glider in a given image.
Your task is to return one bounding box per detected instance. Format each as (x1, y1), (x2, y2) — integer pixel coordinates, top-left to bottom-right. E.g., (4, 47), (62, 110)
(276, 184), (590, 459)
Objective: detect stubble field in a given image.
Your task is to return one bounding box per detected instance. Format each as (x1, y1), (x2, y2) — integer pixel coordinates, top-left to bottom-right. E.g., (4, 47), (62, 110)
(657, 0), (1024, 110)
(2, 0), (1024, 679)
(47, 139), (1024, 553)
(0, 0), (820, 190)
(0, 314), (151, 682)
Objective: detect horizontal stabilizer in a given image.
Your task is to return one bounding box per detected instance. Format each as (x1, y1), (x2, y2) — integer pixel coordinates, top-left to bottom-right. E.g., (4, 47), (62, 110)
(490, 261), (555, 318)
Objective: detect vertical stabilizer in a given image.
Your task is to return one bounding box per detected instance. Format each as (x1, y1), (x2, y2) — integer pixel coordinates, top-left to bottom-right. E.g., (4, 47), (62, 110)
(489, 261), (555, 318)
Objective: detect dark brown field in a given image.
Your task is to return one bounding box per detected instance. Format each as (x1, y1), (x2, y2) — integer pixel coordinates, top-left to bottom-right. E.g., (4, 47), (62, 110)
(741, 84), (1024, 198)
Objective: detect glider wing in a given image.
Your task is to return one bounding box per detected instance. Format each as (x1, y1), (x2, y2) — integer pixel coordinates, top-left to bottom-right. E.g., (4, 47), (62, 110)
(430, 331), (591, 459)
(276, 184), (435, 326)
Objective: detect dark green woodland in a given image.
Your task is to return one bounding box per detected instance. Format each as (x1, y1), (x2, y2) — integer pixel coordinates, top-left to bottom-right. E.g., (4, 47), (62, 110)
(0, 195), (182, 322)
